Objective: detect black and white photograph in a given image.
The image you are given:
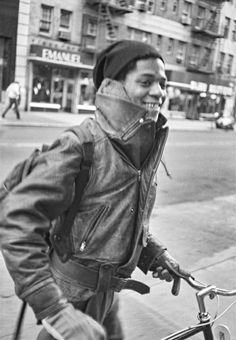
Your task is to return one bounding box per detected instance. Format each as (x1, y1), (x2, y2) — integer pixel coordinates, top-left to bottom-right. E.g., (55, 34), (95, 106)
(0, 1), (236, 340)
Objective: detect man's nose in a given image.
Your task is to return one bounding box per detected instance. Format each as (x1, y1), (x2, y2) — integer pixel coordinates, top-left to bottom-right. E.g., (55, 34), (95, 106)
(149, 83), (165, 98)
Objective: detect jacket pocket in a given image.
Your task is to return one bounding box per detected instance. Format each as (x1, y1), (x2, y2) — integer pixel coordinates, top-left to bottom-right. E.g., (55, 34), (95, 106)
(73, 205), (109, 253)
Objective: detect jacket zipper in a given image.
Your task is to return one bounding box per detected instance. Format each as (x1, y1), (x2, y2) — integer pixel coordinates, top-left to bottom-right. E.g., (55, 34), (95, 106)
(142, 128), (169, 218)
(79, 205), (108, 252)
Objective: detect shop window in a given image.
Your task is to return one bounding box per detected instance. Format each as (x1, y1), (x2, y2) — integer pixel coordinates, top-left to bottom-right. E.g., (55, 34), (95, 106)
(167, 38), (174, 55)
(167, 87), (186, 112)
(39, 5), (53, 34)
(79, 72), (95, 106)
(32, 64), (51, 102)
(1, 37), (11, 91)
(60, 9), (72, 31)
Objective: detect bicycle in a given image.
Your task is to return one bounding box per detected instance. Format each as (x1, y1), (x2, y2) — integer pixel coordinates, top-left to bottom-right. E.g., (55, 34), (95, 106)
(161, 275), (236, 340)
(12, 273), (236, 340)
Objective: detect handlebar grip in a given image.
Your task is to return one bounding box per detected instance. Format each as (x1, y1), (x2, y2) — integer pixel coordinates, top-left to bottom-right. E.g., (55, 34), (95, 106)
(171, 276), (180, 296)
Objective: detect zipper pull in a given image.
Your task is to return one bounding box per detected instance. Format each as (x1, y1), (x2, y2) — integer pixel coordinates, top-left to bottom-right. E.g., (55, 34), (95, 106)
(138, 170), (142, 182)
(79, 241), (86, 252)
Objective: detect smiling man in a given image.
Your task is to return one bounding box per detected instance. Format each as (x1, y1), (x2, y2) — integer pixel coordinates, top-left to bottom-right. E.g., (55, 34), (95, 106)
(0, 40), (190, 340)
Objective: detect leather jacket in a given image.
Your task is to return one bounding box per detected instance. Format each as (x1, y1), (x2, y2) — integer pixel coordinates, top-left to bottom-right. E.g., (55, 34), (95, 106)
(0, 79), (169, 320)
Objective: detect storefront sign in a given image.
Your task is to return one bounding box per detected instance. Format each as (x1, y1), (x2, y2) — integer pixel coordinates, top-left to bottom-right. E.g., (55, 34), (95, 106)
(208, 84), (233, 96)
(190, 81), (207, 92)
(42, 48), (80, 64)
(30, 44), (81, 66)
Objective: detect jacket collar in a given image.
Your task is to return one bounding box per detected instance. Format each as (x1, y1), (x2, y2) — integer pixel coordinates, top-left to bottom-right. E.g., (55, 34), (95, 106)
(95, 78), (167, 140)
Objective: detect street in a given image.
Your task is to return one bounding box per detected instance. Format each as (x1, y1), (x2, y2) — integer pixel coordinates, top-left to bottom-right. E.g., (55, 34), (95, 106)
(0, 122), (236, 339)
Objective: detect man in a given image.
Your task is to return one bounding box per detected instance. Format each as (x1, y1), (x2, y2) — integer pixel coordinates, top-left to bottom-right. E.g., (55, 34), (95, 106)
(0, 40), (190, 340)
(1, 81), (21, 119)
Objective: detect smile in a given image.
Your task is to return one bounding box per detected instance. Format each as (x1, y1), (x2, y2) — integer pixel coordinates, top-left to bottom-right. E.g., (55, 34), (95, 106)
(143, 102), (160, 110)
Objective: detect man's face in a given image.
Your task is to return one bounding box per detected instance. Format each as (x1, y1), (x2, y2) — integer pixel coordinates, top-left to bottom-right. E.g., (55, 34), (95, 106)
(122, 58), (167, 121)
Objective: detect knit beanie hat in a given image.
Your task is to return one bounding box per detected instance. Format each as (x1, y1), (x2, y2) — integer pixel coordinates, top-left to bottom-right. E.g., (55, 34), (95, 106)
(93, 40), (164, 90)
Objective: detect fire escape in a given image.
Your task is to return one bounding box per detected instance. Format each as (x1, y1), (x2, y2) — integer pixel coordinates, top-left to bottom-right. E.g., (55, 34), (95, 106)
(187, 0), (227, 75)
(83, 0), (133, 54)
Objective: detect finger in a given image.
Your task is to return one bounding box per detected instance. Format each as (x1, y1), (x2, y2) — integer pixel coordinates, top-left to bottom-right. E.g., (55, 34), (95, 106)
(152, 267), (163, 279)
(161, 269), (173, 282)
(171, 276), (181, 296)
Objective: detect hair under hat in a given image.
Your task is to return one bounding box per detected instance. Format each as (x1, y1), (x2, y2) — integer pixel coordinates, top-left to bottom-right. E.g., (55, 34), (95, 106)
(93, 40), (164, 90)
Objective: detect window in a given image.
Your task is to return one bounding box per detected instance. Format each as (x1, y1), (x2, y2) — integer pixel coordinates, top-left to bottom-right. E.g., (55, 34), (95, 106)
(232, 20), (236, 41)
(167, 38), (174, 55)
(60, 10), (72, 31)
(226, 54), (234, 74)
(147, 0), (154, 13)
(160, 0), (167, 11)
(176, 41), (185, 63)
(189, 45), (200, 65)
(156, 35), (163, 52)
(172, 0), (179, 14)
(183, 1), (192, 17)
(106, 25), (118, 41)
(201, 47), (211, 67)
(196, 6), (206, 28)
(79, 72), (95, 106)
(224, 17), (230, 38)
(40, 5), (53, 34)
(128, 28), (151, 44)
(217, 52), (225, 73)
(87, 20), (97, 36)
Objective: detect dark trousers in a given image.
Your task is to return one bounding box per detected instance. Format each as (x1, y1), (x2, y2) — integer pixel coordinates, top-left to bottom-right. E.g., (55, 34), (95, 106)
(36, 292), (124, 340)
(2, 98), (20, 119)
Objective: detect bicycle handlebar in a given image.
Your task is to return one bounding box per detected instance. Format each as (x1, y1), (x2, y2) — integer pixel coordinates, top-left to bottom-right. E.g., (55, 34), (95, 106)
(184, 276), (236, 297)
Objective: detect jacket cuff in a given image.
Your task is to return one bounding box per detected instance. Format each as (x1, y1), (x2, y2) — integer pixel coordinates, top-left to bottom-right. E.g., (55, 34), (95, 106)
(22, 279), (67, 321)
(137, 235), (167, 274)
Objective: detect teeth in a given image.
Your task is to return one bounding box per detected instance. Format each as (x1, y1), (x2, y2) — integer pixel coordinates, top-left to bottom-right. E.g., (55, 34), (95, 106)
(144, 103), (159, 110)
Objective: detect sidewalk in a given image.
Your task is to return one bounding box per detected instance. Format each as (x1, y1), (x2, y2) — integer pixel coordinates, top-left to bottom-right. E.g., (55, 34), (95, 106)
(0, 109), (223, 131)
(1, 194), (236, 340)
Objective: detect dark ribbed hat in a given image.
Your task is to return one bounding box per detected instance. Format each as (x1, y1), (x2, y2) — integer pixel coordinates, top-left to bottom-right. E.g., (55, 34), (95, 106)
(93, 40), (164, 90)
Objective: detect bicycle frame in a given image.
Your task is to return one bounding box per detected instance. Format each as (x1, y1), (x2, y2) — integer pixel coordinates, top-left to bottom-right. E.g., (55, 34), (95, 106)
(160, 277), (236, 340)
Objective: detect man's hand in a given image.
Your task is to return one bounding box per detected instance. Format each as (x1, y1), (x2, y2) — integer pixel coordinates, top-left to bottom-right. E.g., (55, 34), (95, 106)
(42, 303), (106, 340)
(151, 250), (191, 296)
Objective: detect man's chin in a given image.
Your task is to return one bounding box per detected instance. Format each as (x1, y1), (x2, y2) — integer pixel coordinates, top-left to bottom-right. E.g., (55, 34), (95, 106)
(145, 110), (160, 122)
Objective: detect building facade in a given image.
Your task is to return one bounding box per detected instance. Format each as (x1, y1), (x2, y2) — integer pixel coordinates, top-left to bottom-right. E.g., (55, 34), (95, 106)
(0, 0), (20, 101)
(1, 0), (235, 118)
(79, 0), (236, 119)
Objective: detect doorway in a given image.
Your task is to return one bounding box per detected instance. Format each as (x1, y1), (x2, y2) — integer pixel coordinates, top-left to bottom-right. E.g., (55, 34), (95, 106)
(51, 77), (75, 112)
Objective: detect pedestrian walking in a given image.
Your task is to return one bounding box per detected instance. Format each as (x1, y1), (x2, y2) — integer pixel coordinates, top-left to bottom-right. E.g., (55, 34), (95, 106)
(0, 40), (191, 340)
(1, 81), (21, 119)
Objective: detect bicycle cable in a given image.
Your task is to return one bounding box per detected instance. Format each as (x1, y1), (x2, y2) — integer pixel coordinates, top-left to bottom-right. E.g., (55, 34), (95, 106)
(187, 297), (236, 330)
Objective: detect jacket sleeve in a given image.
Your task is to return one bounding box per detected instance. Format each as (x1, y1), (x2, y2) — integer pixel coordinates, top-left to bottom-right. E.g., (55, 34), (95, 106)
(0, 131), (84, 320)
(137, 234), (167, 274)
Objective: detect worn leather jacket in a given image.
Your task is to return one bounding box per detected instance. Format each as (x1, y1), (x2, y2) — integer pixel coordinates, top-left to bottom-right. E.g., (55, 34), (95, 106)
(0, 79), (169, 321)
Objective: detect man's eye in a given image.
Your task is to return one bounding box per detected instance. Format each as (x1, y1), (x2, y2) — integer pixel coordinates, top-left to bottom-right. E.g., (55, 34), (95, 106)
(140, 81), (151, 87)
(160, 83), (166, 90)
